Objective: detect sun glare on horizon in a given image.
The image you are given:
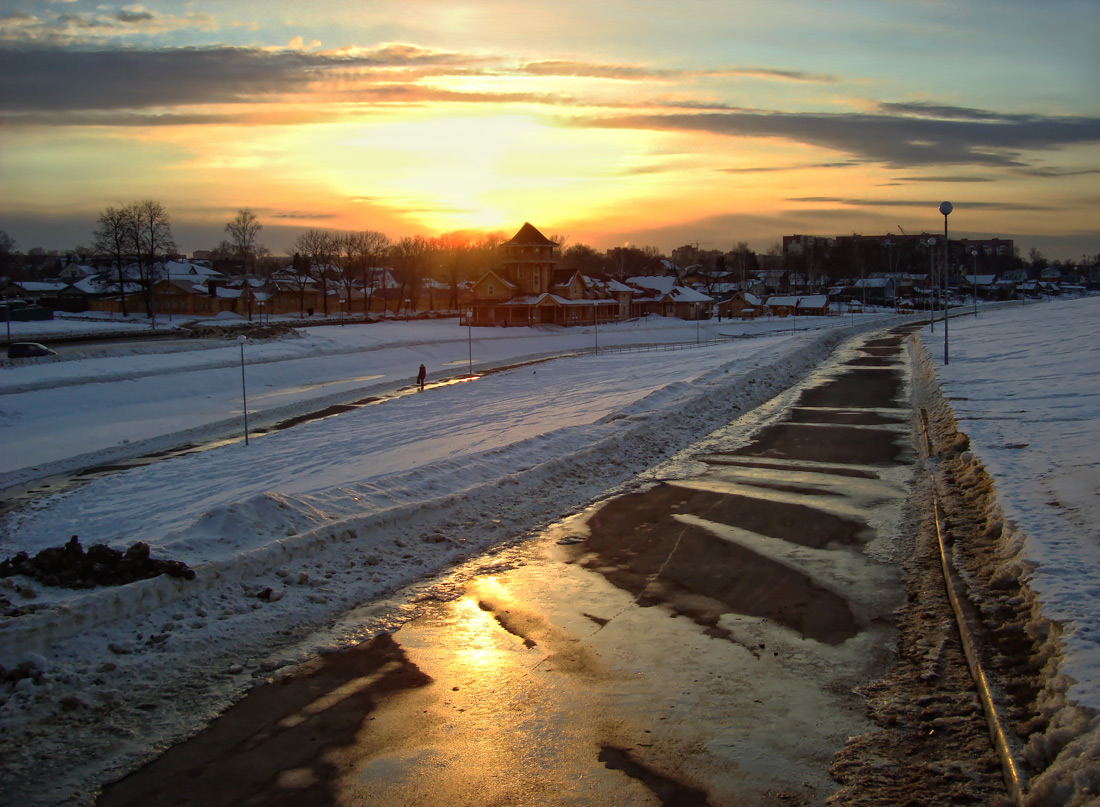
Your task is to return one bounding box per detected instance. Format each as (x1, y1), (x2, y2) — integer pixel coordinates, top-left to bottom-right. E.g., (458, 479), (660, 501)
(286, 109), (675, 235)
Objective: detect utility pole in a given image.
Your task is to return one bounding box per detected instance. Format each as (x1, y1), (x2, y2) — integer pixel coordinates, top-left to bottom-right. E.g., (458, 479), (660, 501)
(939, 202), (952, 365)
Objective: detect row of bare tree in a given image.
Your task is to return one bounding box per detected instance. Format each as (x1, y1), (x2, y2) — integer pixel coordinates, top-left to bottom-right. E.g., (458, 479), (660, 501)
(285, 229), (502, 317)
(91, 200), (176, 318)
(84, 202), (510, 319)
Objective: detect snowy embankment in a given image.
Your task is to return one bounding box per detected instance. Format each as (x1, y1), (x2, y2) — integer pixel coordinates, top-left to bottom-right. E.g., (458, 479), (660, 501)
(0, 314), (849, 483)
(920, 297), (1100, 802)
(0, 313), (892, 807)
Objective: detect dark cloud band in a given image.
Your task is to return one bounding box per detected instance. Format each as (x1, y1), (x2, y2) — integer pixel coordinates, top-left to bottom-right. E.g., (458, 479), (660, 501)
(0, 44), (478, 111)
(573, 109), (1100, 168)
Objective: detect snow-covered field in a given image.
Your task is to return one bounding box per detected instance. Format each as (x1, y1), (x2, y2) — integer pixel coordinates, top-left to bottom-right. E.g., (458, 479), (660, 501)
(0, 313), (855, 482)
(0, 301), (1096, 805)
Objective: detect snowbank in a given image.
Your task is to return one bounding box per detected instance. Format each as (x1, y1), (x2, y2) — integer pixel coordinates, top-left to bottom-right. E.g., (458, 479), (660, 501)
(920, 297), (1100, 804)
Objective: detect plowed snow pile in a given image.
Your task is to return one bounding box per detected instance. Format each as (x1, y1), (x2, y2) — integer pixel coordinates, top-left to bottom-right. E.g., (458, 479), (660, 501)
(920, 297), (1100, 805)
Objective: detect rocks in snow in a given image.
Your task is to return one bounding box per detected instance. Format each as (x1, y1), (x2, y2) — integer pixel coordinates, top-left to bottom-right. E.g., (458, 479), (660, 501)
(0, 536), (195, 590)
(248, 586), (285, 603)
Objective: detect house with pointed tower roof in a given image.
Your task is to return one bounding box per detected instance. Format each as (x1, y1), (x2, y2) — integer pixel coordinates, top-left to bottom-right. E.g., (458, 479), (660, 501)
(469, 223), (622, 326)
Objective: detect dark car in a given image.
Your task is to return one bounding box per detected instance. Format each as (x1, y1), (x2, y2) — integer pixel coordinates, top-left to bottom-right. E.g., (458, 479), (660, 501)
(7, 342), (57, 359)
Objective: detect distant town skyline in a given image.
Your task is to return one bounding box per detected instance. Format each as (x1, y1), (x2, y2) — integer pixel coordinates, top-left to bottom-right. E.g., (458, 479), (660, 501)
(2, 0), (1098, 261)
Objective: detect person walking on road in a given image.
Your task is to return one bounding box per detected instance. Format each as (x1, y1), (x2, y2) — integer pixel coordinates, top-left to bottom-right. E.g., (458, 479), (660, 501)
(417, 363), (426, 390)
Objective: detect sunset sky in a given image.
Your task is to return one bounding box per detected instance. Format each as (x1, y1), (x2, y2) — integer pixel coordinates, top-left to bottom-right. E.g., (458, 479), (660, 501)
(2, 0), (1098, 259)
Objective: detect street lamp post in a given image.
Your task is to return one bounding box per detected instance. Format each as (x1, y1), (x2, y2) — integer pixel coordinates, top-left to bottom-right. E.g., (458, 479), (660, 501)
(971, 248), (979, 317)
(939, 202), (952, 365)
(467, 309), (473, 377)
(594, 303), (599, 355)
(860, 246), (866, 311)
(926, 238), (936, 332)
(238, 335), (249, 445)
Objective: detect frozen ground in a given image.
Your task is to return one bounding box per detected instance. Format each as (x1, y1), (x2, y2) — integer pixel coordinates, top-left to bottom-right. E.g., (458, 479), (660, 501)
(0, 301), (1096, 805)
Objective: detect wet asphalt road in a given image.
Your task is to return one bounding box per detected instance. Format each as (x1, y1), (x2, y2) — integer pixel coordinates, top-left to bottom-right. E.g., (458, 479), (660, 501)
(98, 325), (922, 807)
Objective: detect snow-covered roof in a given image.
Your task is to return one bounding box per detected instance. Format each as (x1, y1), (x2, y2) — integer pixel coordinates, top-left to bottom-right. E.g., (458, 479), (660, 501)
(164, 260), (224, 279)
(582, 276), (633, 294)
(853, 277), (891, 288)
(9, 281), (69, 293)
(68, 276), (105, 294)
(707, 282), (746, 295)
(963, 274), (999, 286)
(668, 286), (712, 303)
(766, 296), (800, 307)
(502, 293), (616, 308)
(65, 276), (143, 295)
(626, 275), (677, 295)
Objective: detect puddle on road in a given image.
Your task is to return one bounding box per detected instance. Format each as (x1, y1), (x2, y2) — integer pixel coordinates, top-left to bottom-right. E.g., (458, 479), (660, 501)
(590, 481), (870, 550)
(698, 455), (879, 479)
(796, 367), (902, 408)
(97, 633), (432, 807)
(574, 493), (862, 645)
(862, 336), (905, 348)
(787, 407), (905, 426)
(843, 355), (897, 367)
(598, 746), (712, 807)
(731, 422), (908, 465)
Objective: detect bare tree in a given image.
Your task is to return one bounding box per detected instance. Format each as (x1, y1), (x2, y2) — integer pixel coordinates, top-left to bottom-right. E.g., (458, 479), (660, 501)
(389, 236), (433, 314)
(731, 241), (754, 289)
(696, 253), (725, 297)
(0, 230), (14, 278)
(292, 229), (338, 316)
(346, 230), (390, 316)
(333, 233), (355, 315)
(127, 200), (176, 320)
(91, 206), (135, 316)
(560, 243), (606, 278)
(329, 230), (392, 317)
(225, 209), (263, 271)
(283, 252), (314, 317)
(436, 231), (474, 310)
(605, 246), (661, 281)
